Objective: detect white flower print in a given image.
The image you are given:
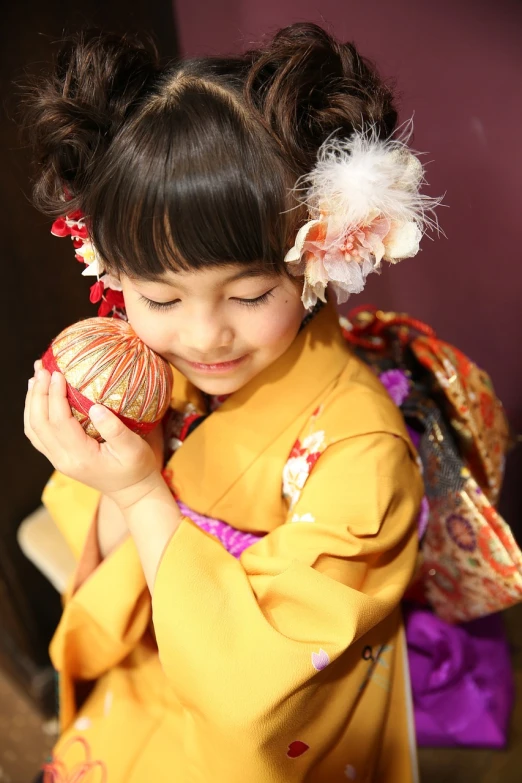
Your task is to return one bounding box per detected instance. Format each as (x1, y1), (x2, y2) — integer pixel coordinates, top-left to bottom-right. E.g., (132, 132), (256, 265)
(282, 456), (310, 509)
(301, 430), (325, 452)
(291, 513), (316, 523)
(282, 430), (327, 509)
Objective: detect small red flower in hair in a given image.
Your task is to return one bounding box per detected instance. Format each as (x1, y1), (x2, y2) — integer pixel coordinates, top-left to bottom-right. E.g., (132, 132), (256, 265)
(51, 210), (126, 318)
(89, 280), (105, 304)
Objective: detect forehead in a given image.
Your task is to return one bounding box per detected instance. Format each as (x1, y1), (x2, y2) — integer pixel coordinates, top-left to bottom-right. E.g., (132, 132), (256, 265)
(126, 263), (278, 290)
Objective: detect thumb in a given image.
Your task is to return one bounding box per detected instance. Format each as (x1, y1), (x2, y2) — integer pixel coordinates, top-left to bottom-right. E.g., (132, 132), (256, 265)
(89, 404), (141, 458)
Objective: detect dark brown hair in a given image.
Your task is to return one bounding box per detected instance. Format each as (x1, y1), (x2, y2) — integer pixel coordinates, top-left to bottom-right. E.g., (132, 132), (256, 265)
(21, 23), (397, 279)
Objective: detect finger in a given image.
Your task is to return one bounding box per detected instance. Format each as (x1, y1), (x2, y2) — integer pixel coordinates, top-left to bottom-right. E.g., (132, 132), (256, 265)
(48, 371), (75, 426)
(89, 404), (142, 463)
(46, 371), (101, 457)
(24, 376), (51, 457)
(24, 377), (35, 436)
(29, 368), (52, 438)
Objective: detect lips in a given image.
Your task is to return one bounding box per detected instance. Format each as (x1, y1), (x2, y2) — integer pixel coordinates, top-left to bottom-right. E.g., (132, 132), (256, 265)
(183, 355), (247, 373)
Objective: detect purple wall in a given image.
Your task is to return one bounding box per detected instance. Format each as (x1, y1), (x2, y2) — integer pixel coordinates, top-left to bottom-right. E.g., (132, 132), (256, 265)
(173, 0), (522, 526)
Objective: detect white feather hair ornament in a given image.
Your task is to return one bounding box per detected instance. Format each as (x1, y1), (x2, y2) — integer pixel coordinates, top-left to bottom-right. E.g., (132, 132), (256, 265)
(284, 121), (442, 309)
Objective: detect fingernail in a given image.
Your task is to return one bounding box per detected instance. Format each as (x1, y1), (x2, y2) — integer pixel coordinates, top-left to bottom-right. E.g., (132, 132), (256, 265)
(36, 368), (44, 380)
(28, 377), (35, 389)
(89, 404), (107, 422)
(51, 371), (60, 384)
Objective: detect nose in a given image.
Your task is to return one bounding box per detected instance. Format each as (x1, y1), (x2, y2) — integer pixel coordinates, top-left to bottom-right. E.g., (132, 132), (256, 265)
(179, 310), (233, 360)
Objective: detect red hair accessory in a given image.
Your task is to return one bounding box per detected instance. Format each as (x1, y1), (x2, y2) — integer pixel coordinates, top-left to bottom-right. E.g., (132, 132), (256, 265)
(51, 211), (125, 318)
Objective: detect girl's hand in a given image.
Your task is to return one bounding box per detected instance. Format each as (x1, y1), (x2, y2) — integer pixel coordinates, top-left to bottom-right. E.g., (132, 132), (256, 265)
(24, 365), (163, 510)
(144, 416), (166, 471)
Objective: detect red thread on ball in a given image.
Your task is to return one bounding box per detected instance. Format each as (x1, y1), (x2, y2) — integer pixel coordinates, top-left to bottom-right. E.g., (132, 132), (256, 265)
(41, 346), (158, 437)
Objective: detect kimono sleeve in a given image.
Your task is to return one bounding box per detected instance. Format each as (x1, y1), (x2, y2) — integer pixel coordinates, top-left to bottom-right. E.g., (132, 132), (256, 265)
(43, 472), (150, 680)
(151, 431), (422, 737)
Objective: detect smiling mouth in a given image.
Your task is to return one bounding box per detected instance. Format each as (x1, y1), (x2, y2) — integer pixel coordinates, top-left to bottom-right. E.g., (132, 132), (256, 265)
(182, 355), (247, 373)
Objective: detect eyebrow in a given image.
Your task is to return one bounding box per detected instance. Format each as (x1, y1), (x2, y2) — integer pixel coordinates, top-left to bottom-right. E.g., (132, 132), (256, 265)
(130, 266), (276, 291)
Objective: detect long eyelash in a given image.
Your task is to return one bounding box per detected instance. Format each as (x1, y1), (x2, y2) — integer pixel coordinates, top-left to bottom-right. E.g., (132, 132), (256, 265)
(140, 288), (276, 312)
(237, 289), (275, 308)
(140, 296), (179, 311)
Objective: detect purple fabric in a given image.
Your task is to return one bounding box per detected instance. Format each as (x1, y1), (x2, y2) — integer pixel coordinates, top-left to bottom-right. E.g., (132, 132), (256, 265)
(405, 606), (515, 748)
(415, 496), (430, 540)
(379, 369), (410, 406)
(379, 371), (429, 538)
(177, 501), (264, 558)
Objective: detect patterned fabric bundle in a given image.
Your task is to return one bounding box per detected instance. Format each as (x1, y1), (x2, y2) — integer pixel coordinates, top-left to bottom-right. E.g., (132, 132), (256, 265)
(341, 306), (520, 623)
(41, 317), (173, 440)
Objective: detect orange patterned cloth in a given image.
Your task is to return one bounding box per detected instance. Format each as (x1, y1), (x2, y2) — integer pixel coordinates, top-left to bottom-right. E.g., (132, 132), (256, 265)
(412, 337), (509, 505)
(343, 306), (520, 623)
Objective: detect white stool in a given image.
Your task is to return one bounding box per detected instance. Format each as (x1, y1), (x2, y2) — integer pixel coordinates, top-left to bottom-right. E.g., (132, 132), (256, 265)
(17, 506), (75, 593)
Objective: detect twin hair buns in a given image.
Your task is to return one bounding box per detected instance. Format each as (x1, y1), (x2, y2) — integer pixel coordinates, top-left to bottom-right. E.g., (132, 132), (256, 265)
(24, 23), (398, 220)
(27, 25), (399, 440)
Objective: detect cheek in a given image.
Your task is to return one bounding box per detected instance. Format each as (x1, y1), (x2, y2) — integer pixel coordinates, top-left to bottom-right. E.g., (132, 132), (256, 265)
(252, 301), (303, 349)
(125, 305), (171, 354)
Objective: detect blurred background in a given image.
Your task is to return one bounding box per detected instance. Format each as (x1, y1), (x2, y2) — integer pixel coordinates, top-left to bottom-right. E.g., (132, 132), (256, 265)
(1, 0), (521, 780)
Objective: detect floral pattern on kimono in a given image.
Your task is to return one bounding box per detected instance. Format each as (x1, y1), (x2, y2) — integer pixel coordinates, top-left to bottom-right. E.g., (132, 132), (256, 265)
(282, 406), (327, 510)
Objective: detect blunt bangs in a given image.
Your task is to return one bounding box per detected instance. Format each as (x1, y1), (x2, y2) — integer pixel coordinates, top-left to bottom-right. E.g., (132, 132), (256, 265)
(87, 75), (297, 279)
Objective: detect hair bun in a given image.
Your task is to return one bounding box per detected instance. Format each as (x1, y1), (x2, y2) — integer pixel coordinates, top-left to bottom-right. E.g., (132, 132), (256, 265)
(245, 22), (397, 174)
(22, 30), (160, 216)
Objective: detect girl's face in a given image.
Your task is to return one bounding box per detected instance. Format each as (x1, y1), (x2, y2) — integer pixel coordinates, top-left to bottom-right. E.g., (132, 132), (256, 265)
(120, 265), (306, 395)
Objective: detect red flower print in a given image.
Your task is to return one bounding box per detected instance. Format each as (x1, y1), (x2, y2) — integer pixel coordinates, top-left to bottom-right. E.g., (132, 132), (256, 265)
(290, 439), (304, 458)
(479, 392), (495, 429)
(477, 527), (517, 577)
(306, 452), (321, 470)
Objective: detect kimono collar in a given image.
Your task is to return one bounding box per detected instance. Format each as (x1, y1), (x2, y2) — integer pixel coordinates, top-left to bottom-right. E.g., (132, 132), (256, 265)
(167, 301), (352, 528)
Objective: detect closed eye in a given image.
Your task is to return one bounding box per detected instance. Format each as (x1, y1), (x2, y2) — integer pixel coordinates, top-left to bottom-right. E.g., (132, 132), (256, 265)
(233, 289), (275, 308)
(140, 288), (276, 311)
(140, 295), (180, 311)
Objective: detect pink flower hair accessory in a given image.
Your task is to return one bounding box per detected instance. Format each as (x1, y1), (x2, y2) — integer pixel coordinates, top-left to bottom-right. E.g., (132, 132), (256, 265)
(285, 121), (442, 309)
(51, 211), (126, 318)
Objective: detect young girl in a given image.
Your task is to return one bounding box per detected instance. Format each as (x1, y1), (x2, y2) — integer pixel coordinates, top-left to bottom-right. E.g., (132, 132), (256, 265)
(23, 23), (432, 782)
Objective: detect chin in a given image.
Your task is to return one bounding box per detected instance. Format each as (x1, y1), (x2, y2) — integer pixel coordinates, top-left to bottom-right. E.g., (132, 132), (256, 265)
(192, 377), (247, 396)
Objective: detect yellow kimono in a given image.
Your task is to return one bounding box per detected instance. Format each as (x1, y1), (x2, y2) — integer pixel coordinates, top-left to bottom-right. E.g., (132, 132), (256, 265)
(43, 301), (423, 783)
